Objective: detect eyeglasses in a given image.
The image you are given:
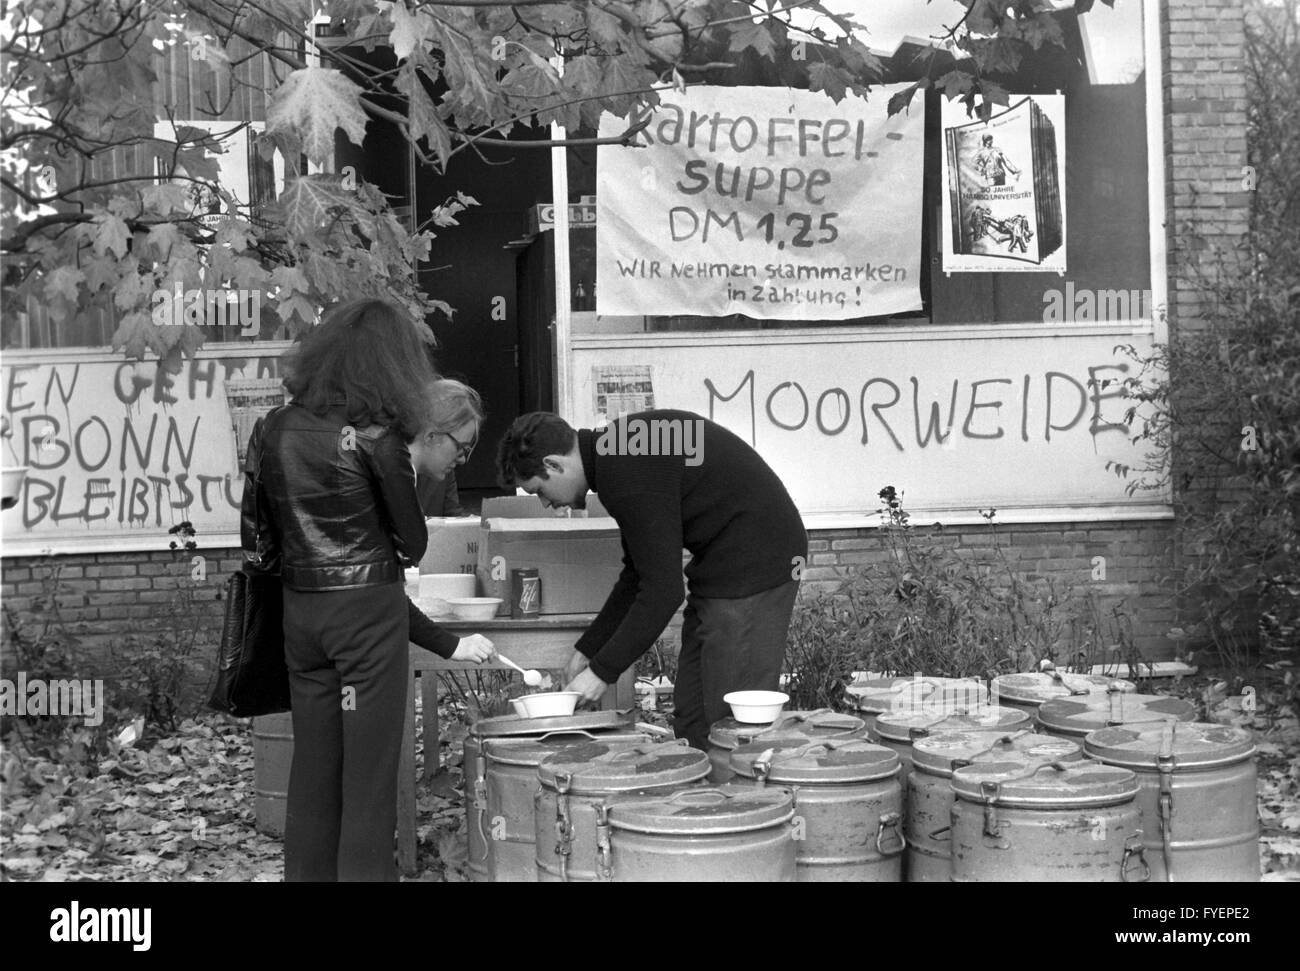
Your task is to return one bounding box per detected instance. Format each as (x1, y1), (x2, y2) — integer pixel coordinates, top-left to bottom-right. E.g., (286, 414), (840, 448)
(442, 429), (476, 462)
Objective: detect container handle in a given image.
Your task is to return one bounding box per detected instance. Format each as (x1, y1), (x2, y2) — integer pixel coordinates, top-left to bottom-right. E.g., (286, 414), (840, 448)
(634, 722), (675, 739)
(876, 813), (907, 856)
(1049, 669), (1092, 696)
(594, 803), (614, 882)
(533, 729), (601, 743)
(928, 824), (952, 842)
(1025, 760), (1072, 776)
(663, 788), (732, 806)
(770, 708), (833, 729)
(1121, 833), (1150, 883)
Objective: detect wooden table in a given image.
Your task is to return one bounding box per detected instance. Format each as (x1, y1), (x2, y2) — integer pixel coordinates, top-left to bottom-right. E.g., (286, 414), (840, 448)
(397, 613), (637, 875)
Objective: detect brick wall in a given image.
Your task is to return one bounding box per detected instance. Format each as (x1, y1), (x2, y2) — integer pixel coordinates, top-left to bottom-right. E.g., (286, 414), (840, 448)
(1, 548), (232, 689)
(0, 516), (1181, 681)
(1161, 0), (1253, 643)
(1163, 0), (1251, 326)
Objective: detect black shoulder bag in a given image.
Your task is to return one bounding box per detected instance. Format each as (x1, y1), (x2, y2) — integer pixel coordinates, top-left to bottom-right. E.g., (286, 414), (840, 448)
(209, 412), (290, 716)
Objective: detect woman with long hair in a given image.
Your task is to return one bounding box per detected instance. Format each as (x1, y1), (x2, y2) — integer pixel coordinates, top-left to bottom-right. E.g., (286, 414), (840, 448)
(242, 298), (492, 881)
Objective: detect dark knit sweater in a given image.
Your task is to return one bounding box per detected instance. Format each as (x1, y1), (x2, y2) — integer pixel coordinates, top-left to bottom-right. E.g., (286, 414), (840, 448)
(574, 410), (807, 684)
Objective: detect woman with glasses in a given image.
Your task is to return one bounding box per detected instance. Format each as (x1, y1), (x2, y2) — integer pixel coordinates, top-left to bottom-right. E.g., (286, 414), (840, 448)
(241, 300), (492, 882)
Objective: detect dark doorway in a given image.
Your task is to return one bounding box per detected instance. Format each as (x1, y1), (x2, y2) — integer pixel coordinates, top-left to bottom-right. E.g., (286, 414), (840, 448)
(327, 32), (554, 497)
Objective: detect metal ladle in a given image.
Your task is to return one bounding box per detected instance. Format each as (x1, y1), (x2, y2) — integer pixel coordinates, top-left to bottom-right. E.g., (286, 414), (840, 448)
(496, 652), (543, 687)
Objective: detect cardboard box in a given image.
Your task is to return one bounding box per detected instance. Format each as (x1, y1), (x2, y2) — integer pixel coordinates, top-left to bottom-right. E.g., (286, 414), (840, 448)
(489, 494), (609, 519)
(419, 517), (481, 579)
(477, 515), (624, 616)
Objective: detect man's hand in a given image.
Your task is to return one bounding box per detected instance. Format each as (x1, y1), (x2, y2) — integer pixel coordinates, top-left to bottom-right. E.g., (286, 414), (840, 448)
(565, 667), (608, 705)
(565, 650), (590, 684)
(451, 634), (494, 663)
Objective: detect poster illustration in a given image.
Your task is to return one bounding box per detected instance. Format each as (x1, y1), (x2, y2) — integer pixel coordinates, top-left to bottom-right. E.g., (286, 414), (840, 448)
(941, 95), (1066, 272)
(597, 85), (925, 320)
(153, 120), (282, 232)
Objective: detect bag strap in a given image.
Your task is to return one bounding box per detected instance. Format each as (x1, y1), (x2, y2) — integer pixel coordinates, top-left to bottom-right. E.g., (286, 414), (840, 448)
(243, 404), (284, 575)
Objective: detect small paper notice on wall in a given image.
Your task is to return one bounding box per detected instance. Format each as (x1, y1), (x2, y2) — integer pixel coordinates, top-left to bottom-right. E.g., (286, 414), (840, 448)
(226, 378), (287, 468)
(593, 365), (655, 423)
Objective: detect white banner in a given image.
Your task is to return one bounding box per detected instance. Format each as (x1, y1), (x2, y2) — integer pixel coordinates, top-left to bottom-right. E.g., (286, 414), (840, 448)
(597, 85), (925, 320)
(941, 95), (1067, 273)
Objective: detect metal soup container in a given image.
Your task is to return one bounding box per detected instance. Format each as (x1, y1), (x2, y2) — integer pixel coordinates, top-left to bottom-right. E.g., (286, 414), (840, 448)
(990, 671), (1136, 711)
(730, 736), (905, 882)
(482, 730), (650, 882)
(871, 705), (1032, 779)
(908, 730), (1083, 883)
(596, 784), (798, 882)
(1036, 691), (1197, 742)
(464, 709), (636, 882)
(535, 740), (711, 882)
(1084, 722), (1259, 882)
(706, 709), (867, 783)
(950, 757), (1145, 882)
(846, 676), (988, 732)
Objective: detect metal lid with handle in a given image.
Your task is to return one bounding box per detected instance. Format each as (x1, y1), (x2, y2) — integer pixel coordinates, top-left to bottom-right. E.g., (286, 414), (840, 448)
(992, 671), (1137, 706)
(873, 705), (1031, 743)
(484, 730), (651, 768)
(1036, 692), (1197, 735)
(846, 676), (987, 715)
(472, 709), (635, 738)
(1083, 721), (1256, 769)
(729, 736), (900, 784)
(912, 730), (1082, 776)
(708, 709), (866, 750)
(951, 757), (1140, 807)
(606, 784), (796, 835)
(537, 739), (710, 793)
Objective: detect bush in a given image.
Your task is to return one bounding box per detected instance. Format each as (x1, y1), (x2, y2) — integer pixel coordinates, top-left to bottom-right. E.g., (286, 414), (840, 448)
(784, 488), (1147, 711)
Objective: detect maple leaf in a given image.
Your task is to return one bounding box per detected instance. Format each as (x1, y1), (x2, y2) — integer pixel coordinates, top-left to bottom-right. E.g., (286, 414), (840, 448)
(142, 183), (192, 216)
(808, 62), (850, 103)
(113, 270), (153, 312)
(266, 66), (369, 166)
(601, 54), (657, 117)
(93, 214), (131, 259)
(729, 21), (777, 60)
(111, 310), (160, 359)
(381, 0), (436, 62)
(44, 266), (85, 303)
(145, 223), (183, 262)
(83, 256), (122, 296)
(268, 175), (355, 237)
(400, 63), (451, 167)
(887, 82), (922, 118)
(937, 71), (975, 100)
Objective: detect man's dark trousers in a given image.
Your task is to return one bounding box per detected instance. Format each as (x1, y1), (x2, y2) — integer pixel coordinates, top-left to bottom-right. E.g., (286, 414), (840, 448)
(672, 579), (800, 751)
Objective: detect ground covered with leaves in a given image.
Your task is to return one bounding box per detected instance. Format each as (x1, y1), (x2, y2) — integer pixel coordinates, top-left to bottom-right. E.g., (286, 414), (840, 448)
(1, 679), (1297, 882)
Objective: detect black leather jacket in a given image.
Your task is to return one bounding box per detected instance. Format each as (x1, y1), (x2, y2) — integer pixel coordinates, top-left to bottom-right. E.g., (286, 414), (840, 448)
(241, 402), (428, 591)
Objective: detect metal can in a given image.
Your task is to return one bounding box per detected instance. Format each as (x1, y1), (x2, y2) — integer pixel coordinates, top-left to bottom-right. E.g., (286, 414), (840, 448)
(511, 567), (540, 618)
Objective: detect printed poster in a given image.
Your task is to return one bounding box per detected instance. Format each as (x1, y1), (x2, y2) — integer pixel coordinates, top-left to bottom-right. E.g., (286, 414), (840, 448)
(941, 94), (1066, 272)
(592, 365), (655, 423)
(225, 377), (287, 467)
(597, 85), (925, 320)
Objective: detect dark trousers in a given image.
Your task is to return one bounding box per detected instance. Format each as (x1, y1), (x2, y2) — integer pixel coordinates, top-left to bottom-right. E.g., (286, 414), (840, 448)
(282, 582), (408, 882)
(672, 580), (800, 751)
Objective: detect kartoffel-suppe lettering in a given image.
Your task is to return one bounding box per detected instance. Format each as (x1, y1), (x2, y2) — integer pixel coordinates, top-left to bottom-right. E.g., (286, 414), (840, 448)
(644, 104), (877, 160)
